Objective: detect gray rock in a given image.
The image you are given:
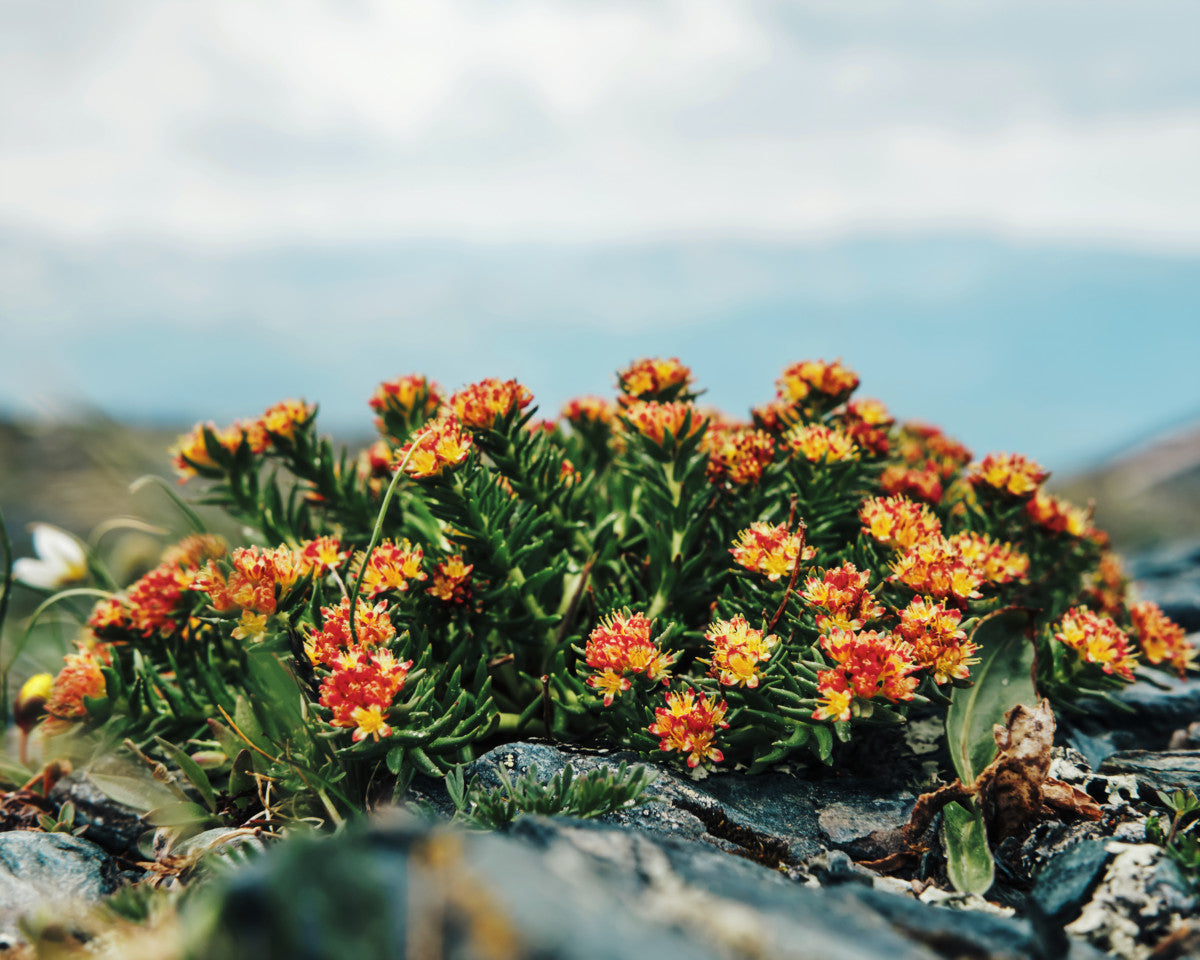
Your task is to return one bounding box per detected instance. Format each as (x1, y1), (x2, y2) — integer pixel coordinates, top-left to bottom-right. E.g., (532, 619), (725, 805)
(1063, 670), (1200, 766)
(1031, 839), (1113, 925)
(1099, 750), (1200, 796)
(1065, 842), (1197, 958)
(460, 741), (916, 867)
(0, 831), (117, 951)
(186, 809), (1109, 960)
(49, 770), (147, 854)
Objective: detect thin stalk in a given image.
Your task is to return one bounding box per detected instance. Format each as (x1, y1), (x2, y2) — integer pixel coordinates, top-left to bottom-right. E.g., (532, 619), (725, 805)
(348, 428), (430, 647)
(0, 509), (13, 722)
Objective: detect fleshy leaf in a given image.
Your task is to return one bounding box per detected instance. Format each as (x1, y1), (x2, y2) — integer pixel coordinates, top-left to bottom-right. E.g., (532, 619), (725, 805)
(943, 799), (994, 896)
(946, 608), (1037, 784)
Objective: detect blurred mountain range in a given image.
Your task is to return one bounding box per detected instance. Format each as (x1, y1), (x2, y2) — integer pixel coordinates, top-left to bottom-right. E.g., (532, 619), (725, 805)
(1, 230), (1198, 475)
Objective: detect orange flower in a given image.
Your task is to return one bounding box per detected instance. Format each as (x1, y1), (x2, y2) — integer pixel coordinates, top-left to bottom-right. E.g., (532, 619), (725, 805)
(561, 395), (616, 428)
(620, 401), (705, 446)
(968, 452), (1048, 498)
(354, 539), (426, 598)
(880, 464), (944, 504)
(305, 597), (398, 668)
(192, 544), (308, 618)
(777, 359), (859, 403)
(1129, 601), (1196, 677)
(370, 374), (443, 422)
(258, 399), (315, 443)
(400, 415), (474, 479)
(896, 423), (972, 480)
(947, 532), (1029, 586)
(813, 628), (918, 721)
(427, 555), (474, 605)
(751, 398), (803, 433)
(1026, 490), (1091, 538)
(705, 428), (775, 486)
(450, 378), (533, 430)
(706, 616), (778, 688)
(802, 563), (885, 632)
(44, 645), (111, 734)
(786, 424), (859, 463)
(319, 645), (413, 742)
(730, 521), (816, 582)
(585, 610), (674, 705)
(161, 534), (228, 569)
(617, 357), (693, 401)
(1082, 551), (1128, 618)
(648, 687), (729, 768)
(896, 597), (977, 683)
(169, 422), (244, 481)
(300, 536), (348, 577)
(890, 537), (984, 602)
(842, 398), (893, 455)
(1053, 607), (1138, 681)
(859, 496), (942, 551)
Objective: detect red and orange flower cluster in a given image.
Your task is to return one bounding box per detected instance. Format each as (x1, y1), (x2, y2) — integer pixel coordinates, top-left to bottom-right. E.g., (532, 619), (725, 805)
(399, 415), (474, 479)
(802, 563), (885, 633)
(370, 374), (443, 425)
(730, 522), (816, 582)
(584, 611), (674, 706)
(648, 687), (729, 768)
(882, 423), (972, 503)
(1053, 607), (1138, 681)
(842, 398), (893, 456)
(969, 452), (1048, 499)
(1130, 601), (1196, 677)
(860, 495), (942, 551)
(617, 357), (693, 402)
(896, 597), (978, 684)
(354, 539), (426, 597)
(704, 427), (775, 486)
(450, 378), (533, 430)
(89, 534), (229, 639)
(786, 424), (859, 463)
(1026, 490), (1092, 538)
(813, 629), (919, 722)
(777, 359), (860, 404)
(561, 395), (616, 427)
(43, 643), (111, 735)
(307, 598), (412, 742)
(427, 555), (474, 605)
(890, 538), (986, 603)
(620, 401), (705, 446)
(171, 399), (315, 481)
(706, 616), (778, 688)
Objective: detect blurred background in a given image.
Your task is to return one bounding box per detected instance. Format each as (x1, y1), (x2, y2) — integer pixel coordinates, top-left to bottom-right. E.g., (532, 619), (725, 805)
(2, 0), (1199, 557)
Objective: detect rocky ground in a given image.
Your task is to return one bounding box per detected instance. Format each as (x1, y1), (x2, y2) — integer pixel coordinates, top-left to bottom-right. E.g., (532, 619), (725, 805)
(0, 552), (1198, 958)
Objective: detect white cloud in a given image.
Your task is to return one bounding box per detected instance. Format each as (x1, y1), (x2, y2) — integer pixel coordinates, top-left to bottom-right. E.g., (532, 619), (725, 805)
(1, 0), (1198, 249)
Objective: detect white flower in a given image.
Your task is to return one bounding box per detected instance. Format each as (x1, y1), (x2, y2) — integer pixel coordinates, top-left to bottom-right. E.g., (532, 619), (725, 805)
(13, 523), (88, 589)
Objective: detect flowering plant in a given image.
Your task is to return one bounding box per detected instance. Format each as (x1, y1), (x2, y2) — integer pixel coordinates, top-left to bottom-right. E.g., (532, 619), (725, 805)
(3, 357), (1192, 848)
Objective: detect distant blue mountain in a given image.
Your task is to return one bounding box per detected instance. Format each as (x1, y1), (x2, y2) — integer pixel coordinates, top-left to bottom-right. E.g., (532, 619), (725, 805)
(1, 231), (1197, 474)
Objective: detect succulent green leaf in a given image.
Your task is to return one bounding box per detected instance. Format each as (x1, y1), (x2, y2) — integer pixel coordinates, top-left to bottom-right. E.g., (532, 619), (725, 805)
(154, 736), (217, 812)
(946, 608), (1037, 785)
(943, 799), (994, 896)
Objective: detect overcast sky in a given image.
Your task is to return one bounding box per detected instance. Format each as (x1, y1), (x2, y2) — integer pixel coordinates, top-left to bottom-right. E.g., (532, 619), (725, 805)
(3, 0), (1199, 249)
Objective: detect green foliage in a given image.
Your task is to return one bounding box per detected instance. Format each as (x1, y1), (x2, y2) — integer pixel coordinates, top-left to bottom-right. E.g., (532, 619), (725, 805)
(1147, 788), (1200, 889)
(37, 799), (88, 836)
(445, 760), (654, 829)
(942, 800), (994, 896)
(946, 609), (1037, 785)
(11, 356), (1184, 862)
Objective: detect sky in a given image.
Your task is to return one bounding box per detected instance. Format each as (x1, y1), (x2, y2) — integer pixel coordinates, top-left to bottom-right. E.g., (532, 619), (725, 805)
(1, 1), (1198, 473)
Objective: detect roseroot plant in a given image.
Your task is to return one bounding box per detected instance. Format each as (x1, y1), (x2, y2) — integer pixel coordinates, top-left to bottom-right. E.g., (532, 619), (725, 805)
(9, 357), (1195, 860)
